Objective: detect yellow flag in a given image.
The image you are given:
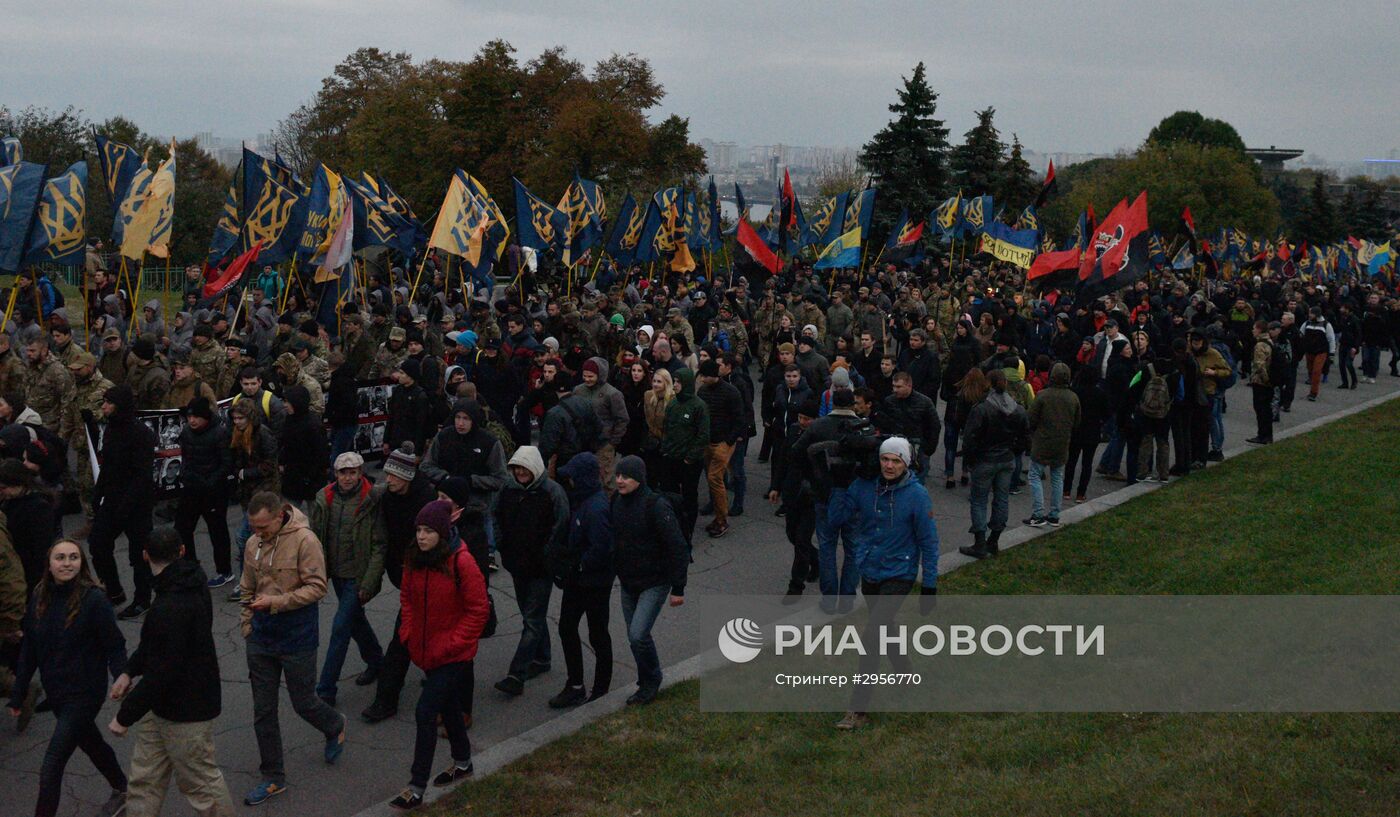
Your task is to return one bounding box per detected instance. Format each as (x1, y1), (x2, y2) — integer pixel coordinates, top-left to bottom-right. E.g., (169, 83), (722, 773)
(119, 141), (176, 260)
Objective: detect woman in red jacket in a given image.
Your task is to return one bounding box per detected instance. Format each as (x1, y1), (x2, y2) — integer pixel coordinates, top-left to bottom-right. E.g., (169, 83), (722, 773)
(389, 500), (488, 811)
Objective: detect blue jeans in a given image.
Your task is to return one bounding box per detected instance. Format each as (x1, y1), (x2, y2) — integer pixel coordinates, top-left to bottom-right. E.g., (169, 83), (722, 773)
(316, 577), (384, 701)
(410, 662), (471, 791)
(619, 584), (669, 690)
(1098, 414), (1124, 473)
(507, 573), (553, 678)
(969, 459), (1014, 534)
(235, 513), (251, 580)
(1361, 345), (1381, 379)
(943, 417), (961, 477)
(725, 437), (749, 509)
(814, 499), (859, 599)
(1028, 461), (1064, 520)
(1209, 394), (1225, 451)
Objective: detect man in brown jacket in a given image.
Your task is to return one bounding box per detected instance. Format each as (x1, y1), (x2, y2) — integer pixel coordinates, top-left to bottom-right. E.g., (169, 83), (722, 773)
(1024, 362), (1080, 527)
(238, 491), (346, 806)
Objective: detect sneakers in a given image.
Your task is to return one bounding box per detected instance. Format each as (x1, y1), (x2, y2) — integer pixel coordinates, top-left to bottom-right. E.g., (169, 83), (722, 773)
(117, 601), (148, 621)
(487, 554), (499, 573)
(1074, 494), (1087, 503)
(1245, 437), (1272, 445)
(205, 572), (235, 589)
(730, 505), (744, 517)
(625, 686), (659, 706)
(360, 700), (397, 724)
(355, 666), (380, 686)
(226, 587), (243, 603)
(96, 789), (126, 817)
(1101, 471), (1126, 482)
(1047, 517), (1061, 527)
(494, 675), (524, 696)
(325, 717), (346, 764)
(245, 782), (288, 806)
(834, 711), (870, 730)
(706, 522), (729, 538)
(1022, 516), (1047, 528)
(548, 684), (588, 709)
(433, 762), (474, 786)
(389, 788), (423, 810)
(1206, 449), (1224, 462)
(945, 479), (956, 490)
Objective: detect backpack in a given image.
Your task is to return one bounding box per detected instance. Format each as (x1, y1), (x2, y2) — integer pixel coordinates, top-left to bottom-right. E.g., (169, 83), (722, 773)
(1211, 341), (1238, 391)
(1266, 339), (1291, 388)
(559, 399), (602, 454)
(1139, 364), (1172, 419)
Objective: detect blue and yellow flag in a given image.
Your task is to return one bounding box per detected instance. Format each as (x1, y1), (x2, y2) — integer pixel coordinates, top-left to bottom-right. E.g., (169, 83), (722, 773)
(24, 161), (86, 266)
(960, 194), (992, 235)
(0, 161), (47, 273)
(207, 183), (240, 266)
(1014, 205), (1039, 233)
(843, 188), (876, 241)
(239, 148), (308, 263)
(556, 175), (605, 267)
(802, 193), (842, 249)
(296, 165), (346, 267)
(931, 192), (962, 239)
(361, 172), (423, 257)
(241, 174), (301, 259)
(344, 176), (408, 255)
(118, 141), (176, 260)
(814, 226), (862, 270)
(633, 198), (666, 264)
(980, 221), (1038, 269)
(604, 194), (642, 265)
(430, 170), (496, 266)
(1148, 232), (1168, 268)
(0, 137), (21, 167)
(512, 177), (567, 254)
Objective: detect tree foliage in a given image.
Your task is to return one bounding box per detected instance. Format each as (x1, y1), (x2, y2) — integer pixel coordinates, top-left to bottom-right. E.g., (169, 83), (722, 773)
(859, 62), (950, 237)
(1146, 110), (1247, 153)
(1042, 143), (1279, 239)
(950, 106), (1003, 196)
(997, 134), (1038, 214)
(813, 155), (866, 199)
(276, 44), (705, 220)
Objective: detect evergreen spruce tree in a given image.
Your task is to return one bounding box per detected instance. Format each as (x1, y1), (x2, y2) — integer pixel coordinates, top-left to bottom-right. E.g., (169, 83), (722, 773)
(1298, 174), (1339, 246)
(997, 134), (1038, 215)
(859, 62), (951, 239)
(950, 106), (1004, 197)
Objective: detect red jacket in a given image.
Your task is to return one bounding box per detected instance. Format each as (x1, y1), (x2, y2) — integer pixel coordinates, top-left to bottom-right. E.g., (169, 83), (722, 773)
(398, 541), (489, 670)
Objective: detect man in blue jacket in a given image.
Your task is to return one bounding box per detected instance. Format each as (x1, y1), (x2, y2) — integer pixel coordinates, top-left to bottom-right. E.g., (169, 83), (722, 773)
(828, 436), (939, 731)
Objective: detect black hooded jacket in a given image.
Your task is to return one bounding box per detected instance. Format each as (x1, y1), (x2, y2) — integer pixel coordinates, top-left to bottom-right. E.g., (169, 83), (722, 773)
(95, 384), (156, 511)
(117, 559), (221, 725)
(278, 385), (329, 502)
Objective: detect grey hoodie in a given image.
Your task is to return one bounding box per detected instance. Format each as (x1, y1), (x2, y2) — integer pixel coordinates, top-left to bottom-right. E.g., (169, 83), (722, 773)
(573, 355), (629, 446)
(138, 298), (166, 340)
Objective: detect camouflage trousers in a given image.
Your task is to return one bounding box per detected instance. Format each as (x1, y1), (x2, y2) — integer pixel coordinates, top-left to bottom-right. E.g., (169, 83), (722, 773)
(126, 715), (235, 817)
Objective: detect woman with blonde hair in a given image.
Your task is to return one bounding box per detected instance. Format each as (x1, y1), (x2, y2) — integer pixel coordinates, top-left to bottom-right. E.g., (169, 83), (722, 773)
(641, 368), (675, 477)
(8, 540), (129, 817)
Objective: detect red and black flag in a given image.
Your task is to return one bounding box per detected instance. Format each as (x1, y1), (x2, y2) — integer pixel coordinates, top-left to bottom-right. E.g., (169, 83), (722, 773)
(779, 168), (797, 253)
(1077, 191), (1150, 304)
(883, 209), (926, 266)
(1028, 247), (1081, 290)
(736, 217), (780, 278)
(1178, 206), (1198, 253)
(1033, 160), (1058, 209)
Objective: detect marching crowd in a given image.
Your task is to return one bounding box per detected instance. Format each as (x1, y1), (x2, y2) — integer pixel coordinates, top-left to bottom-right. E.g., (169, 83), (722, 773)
(1, 245), (1398, 814)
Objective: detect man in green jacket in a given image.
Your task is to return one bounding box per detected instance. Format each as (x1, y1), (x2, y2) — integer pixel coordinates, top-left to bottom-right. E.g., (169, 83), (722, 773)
(1024, 362), (1080, 527)
(657, 367), (709, 543)
(309, 452), (387, 707)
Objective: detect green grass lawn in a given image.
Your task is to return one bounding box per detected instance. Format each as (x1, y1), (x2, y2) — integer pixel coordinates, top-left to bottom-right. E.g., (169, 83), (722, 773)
(433, 399), (1400, 817)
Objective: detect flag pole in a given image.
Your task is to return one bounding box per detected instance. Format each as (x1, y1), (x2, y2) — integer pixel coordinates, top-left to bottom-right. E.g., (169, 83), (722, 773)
(127, 256), (145, 341)
(1, 282), (19, 329)
(81, 264), (90, 342)
(410, 250), (432, 300)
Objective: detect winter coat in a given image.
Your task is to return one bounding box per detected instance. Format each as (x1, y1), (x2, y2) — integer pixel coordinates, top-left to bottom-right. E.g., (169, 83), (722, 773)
(117, 559), (221, 726)
(380, 475), (437, 590)
(610, 482), (690, 595)
(231, 415), (280, 506)
(573, 357), (629, 446)
(94, 388), (156, 512)
(495, 447), (570, 579)
(550, 453), (615, 590)
(539, 393), (600, 470)
(830, 469), (940, 589)
(386, 381), (430, 453)
(421, 400), (508, 514)
(308, 477), (387, 597)
(278, 387), (329, 503)
(324, 364), (358, 427)
(178, 418), (232, 495)
(876, 390), (941, 453)
(10, 583), (126, 709)
(399, 538), (489, 671)
(0, 521), (25, 638)
(1027, 364), (1081, 466)
(898, 345), (942, 402)
(962, 391), (1030, 466)
(238, 506), (327, 654)
(698, 377), (744, 444)
(660, 368), (710, 463)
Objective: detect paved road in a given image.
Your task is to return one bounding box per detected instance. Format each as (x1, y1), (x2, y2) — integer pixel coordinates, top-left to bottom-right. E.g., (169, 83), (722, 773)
(3, 372), (1398, 816)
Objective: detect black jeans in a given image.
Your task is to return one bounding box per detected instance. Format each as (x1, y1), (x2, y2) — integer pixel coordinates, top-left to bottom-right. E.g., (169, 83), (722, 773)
(656, 456), (704, 543)
(374, 610), (412, 709)
(507, 573), (553, 679)
(1064, 440), (1098, 497)
(785, 499), (817, 587)
(411, 662), (472, 791)
(851, 579), (914, 714)
(37, 702), (127, 817)
(1251, 384), (1274, 441)
(247, 643), (343, 786)
(174, 489), (232, 575)
(558, 584), (612, 694)
(89, 498), (153, 604)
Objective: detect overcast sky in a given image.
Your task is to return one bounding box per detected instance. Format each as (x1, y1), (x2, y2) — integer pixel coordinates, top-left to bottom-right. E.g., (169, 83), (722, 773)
(5, 0), (1396, 161)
